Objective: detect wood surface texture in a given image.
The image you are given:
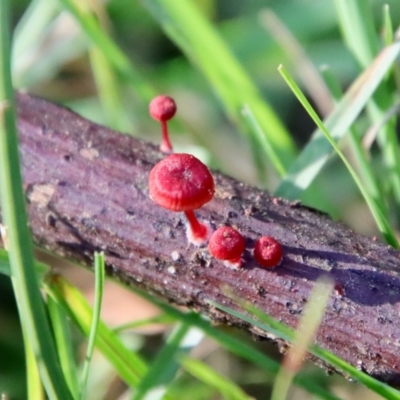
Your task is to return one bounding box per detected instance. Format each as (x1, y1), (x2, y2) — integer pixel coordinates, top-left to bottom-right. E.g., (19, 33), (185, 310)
(8, 92), (400, 388)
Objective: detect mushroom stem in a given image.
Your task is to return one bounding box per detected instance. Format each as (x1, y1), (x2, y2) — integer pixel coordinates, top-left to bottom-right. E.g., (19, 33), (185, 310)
(222, 257), (242, 270)
(160, 120), (173, 153)
(228, 256), (241, 265)
(184, 210), (210, 245)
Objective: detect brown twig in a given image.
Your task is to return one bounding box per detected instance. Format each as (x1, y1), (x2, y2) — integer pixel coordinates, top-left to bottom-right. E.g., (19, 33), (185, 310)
(6, 92), (400, 388)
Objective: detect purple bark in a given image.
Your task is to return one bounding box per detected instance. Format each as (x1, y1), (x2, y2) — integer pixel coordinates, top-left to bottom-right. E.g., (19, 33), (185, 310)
(7, 92), (400, 388)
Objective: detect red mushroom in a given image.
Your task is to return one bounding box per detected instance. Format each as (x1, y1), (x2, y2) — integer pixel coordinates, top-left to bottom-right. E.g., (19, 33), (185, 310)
(208, 226), (245, 268)
(149, 95), (177, 153)
(148, 153), (214, 245)
(254, 236), (282, 268)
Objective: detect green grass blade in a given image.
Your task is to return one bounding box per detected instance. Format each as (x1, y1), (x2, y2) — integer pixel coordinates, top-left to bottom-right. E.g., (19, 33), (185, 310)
(270, 277), (333, 400)
(278, 65), (398, 247)
(179, 356), (252, 400)
(12, 0), (60, 88)
(0, 248), (49, 277)
(0, 1), (72, 398)
(334, 0), (400, 203)
(24, 330), (44, 400)
(12, 0), (88, 89)
(127, 286), (340, 400)
(334, 0), (379, 67)
(35, 269), (339, 400)
(133, 323), (203, 400)
(113, 314), (175, 334)
(47, 295), (79, 399)
(141, 0), (297, 172)
(57, 0), (155, 102)
(129, 291), (278, 375)
(383, 5), (394, 46)
(0, 248), (11, 275)
(3, 229), (329, 397)
(79, 252), (105, 400)
(90, 46), (132, 132)
(209, 299), (400, 400)
(320, 66), (385, 205)
(12, 0), (60, 62)
(259, 9), (334, 117)
(275, 37), (400, 200)
(242, 105), (286, 177)
(78, 0), (133, 132)
(46, 274), (148, 387)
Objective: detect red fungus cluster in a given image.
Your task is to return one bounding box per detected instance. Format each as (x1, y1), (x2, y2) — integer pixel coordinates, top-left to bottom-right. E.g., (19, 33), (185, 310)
(148, 95), (284, 268)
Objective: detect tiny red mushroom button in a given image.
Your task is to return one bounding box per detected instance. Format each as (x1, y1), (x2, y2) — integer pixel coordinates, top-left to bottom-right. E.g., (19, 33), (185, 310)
(254, 236), (283, 268)
(149, 95), (177, 153)
(148, 153), (214, 245)
(208, 226), (245, 268)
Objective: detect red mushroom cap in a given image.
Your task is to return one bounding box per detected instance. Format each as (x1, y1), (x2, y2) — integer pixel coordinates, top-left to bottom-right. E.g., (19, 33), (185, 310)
(149, 95), (177, 122)
(208, 226), (245, 263)
(254, 236), (282, 268)
(148, 153), (214, 212)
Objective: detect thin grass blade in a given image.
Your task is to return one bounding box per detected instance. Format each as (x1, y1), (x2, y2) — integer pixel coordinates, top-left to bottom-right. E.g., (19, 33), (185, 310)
(141, 0), (297, 172)
(57, 0), (154, 102)
(12, 0), (87, 88)
(334, 0), (379, 67)
(278, 65), (398, 247)
(270, 276), (333, 400)
(0, 248), (49, 277)
(179, 356), (253, 400)
(132, 323), (203, 400)
(45, 274), (148, 388)
(0, 249), (11, 276)
(24, 329), (44, 400)
(90, 47), (132, 132)
(242, 105), (286, 177)
(319, 65), (387, 216)
(12, 0), (59, 87)
(82, 0), (132, 132)
(259, 9), (334, 117)
(334, 0), (400, 203)
(79, 252), (105, 400)
(209, 299), (400, 400)
(12, 0), (60, 63)
(275, 36), (400, 200)
(0, 1), (72, 397)
(383, 5), (394, 46)
(113, 314), (175, 334)
(126, 286), (340, 400)
(47, 295), (79, 398)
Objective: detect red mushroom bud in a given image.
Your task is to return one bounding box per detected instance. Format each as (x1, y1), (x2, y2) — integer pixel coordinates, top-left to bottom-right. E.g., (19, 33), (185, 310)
(254, 236), (282, 268)
(208, 226), (245, 268)
(149, 95), (177, 153)
(148, 153), (214, 245)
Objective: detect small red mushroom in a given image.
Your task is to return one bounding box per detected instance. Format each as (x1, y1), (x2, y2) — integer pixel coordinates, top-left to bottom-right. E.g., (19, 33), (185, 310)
(254, 236), (282, 268)
(149, 95), (177, 153)
(148, 153), (214, 245)
(208, 226), (245, 268)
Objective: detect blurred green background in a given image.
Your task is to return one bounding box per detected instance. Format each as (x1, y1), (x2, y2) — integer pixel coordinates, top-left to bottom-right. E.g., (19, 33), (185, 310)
(2, 0), (400, 399)
(10, 0), (400, 226)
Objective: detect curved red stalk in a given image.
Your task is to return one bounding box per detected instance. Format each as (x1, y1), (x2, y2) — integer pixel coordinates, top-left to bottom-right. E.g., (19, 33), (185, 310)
(160, 120), (173, 153)
(184, 210), (210, 245)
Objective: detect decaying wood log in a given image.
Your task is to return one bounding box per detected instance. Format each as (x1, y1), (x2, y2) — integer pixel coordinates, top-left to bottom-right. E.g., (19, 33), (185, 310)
(8, 92), (400, 387)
